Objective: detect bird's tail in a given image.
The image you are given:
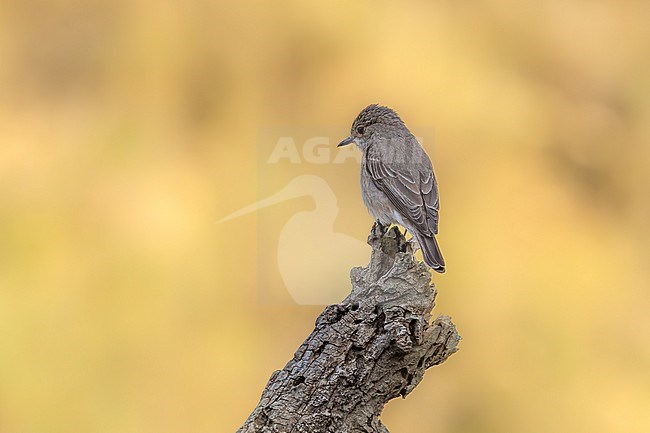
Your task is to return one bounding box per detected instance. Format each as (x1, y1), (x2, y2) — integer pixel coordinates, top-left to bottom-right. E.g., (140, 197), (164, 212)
(415, 232), (445, 273)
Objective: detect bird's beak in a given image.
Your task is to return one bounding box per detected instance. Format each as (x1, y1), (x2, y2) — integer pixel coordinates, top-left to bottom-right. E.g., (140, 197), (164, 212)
(337, 136), (355, 147)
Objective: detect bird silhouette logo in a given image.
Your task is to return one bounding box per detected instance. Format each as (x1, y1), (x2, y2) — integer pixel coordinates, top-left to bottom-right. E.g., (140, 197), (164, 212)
(217, 175), (369, 305)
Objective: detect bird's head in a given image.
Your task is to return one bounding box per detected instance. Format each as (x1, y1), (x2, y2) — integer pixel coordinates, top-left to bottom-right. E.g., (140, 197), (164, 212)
(338, 104), (406, 150)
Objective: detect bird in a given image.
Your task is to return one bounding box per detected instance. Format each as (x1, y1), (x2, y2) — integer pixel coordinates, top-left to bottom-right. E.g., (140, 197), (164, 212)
(338, 104), (445, 273)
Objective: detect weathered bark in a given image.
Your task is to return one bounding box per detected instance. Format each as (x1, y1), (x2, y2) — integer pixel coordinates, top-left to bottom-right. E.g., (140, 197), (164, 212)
(238, 225), (460, 433)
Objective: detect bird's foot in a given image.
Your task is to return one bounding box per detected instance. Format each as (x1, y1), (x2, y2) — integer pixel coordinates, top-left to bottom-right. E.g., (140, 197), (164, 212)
(391, 226), (409, 253)
(372, 220), (390, 236)
(371, 221), (410, 253)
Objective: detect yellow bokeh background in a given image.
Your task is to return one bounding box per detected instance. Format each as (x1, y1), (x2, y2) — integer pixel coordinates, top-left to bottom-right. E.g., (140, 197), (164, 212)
(1, 1), (649, 432)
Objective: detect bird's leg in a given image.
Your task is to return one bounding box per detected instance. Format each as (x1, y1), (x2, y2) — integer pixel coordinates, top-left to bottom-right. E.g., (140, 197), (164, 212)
(377, 220), (389, 234)
(391, 226), (408, 252)
(371, 220), (389, 238)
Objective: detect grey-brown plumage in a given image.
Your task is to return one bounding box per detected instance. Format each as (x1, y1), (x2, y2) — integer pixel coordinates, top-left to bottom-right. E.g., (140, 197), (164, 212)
(338, 104), (445, 272)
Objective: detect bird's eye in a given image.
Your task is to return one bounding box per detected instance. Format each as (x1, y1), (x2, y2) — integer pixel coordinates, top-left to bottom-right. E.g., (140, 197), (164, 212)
(356, 126), (365, 135)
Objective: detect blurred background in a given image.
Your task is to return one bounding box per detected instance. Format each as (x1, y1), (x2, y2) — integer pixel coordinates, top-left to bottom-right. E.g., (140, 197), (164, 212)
(1, 1), (650, 432)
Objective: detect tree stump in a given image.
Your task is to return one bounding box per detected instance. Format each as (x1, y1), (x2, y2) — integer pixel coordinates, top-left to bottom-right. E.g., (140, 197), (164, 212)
(238, 225), (460, 433)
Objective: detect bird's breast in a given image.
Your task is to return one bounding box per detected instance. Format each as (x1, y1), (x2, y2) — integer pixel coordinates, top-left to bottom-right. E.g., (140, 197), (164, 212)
(360, 160), (397, 226)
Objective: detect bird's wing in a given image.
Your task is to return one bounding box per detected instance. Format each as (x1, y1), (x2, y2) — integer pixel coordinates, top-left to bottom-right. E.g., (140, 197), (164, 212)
(366, 147), (439, 236)
(420, 169), (440, 234)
